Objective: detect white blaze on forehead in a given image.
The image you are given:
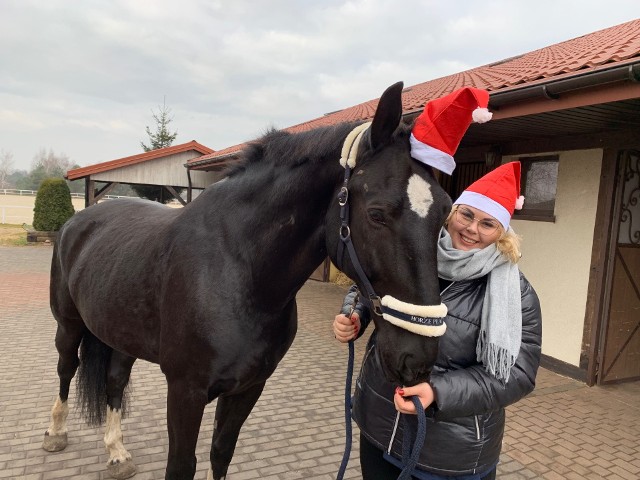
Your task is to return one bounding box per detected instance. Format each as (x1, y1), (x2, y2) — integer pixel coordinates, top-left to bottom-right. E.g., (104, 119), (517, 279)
(407, 174), (433, 218)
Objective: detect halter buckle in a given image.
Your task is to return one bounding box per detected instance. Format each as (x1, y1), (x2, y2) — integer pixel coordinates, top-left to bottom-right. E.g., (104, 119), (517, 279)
(338, 186), (349, 206)
(369, 295), (383, 316)
(339, 225), (351, 241)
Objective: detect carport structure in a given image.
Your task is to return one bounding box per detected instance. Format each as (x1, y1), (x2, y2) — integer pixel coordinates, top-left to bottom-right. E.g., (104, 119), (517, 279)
(66, 140), (219, 206)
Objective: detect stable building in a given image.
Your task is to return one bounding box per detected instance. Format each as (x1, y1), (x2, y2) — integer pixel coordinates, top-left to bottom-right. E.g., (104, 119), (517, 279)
(188, 19), (640, 385)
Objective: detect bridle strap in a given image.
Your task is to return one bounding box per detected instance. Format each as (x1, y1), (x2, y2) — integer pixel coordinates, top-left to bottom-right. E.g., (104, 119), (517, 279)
(337, 162), (384, 316)
(335, 124), (446, 327)
(336, 122), (384, 315)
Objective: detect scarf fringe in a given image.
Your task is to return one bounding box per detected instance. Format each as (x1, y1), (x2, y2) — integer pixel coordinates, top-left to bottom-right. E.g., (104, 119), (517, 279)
(476, 333), (515, 383)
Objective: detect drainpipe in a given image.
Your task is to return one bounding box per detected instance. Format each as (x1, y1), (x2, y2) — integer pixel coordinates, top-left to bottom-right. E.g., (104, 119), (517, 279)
(489, 62), (640, 108)
(186, 167), (193, 203)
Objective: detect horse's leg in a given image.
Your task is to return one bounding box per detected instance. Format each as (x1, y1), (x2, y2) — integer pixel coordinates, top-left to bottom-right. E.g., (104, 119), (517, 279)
(208, 381), (266, 480)
(165, 378), (208, 480)
(43, 322), (85, 452)
(104, 350), (137, 480)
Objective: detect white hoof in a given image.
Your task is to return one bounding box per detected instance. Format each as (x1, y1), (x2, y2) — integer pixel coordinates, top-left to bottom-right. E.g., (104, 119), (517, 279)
(107, 458), (137, 479)
(42, 431), (68, 452)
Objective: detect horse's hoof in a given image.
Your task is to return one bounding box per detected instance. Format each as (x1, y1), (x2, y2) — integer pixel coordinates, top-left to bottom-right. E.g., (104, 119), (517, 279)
(42, 431), (68, 452)
(107, 458), (137, 479)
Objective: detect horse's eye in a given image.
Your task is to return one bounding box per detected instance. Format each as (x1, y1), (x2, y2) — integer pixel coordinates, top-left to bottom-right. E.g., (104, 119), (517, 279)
(368, 209), (386, 225)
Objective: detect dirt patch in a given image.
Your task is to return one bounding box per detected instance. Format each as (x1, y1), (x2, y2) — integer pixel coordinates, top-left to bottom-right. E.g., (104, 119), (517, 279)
(332, 271), (354, 287)
(0, 224), (29, 247)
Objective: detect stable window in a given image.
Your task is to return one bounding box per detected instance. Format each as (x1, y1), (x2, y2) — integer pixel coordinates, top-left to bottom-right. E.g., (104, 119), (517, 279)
(514, 155), (559, 222)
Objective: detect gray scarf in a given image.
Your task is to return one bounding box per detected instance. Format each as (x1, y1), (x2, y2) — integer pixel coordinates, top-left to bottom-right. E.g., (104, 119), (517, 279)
(437, 227), (522, 382)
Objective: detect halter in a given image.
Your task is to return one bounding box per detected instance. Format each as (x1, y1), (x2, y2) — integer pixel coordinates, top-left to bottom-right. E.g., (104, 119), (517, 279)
(336, 123), (448, 336)
(335, 123), (445, 480)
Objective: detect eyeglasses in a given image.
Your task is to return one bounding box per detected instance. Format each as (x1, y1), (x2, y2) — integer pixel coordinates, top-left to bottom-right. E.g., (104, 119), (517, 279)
(454, 207), (500, 235)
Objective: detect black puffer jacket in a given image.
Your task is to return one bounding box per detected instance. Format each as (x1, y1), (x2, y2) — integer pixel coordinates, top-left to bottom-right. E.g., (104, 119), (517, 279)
(342, 272), (542, 476)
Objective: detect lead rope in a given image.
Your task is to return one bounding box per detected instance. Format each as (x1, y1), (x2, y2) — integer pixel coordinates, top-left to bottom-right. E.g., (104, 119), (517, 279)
(336, 339), (355, 480)
(336, 340), (426, 480)
(337, 301), (427, 480)
(336, 303), (357, 480)
(398, 397), (427, 480)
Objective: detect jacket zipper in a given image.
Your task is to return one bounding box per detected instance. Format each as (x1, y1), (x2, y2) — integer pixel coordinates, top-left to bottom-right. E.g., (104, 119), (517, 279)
(362, 343), (375, 367)
(474, 415), (480, 440)
(388, 412), (401, 454)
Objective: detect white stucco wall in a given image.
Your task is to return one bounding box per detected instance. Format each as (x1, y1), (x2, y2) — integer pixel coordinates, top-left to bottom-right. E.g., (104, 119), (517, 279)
(509, 149), (602, 366)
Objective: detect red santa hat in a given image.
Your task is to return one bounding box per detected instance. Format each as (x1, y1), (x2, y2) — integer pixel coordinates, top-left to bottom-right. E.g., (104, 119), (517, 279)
(454, 161), (525, 229)
(410, 87), (492, 175)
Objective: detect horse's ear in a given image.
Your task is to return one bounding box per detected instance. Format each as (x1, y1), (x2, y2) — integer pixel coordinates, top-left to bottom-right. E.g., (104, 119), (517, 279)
(369, 81), (404, 150)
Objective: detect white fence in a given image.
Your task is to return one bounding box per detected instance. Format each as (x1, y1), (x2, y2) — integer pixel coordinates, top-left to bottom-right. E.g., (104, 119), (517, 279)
(1, 192), (178, 224)
(0, 205), (32, 225)
(0, 189), (131, 200)
(0, 188), (85, 198)
(1, 194), (86, 225)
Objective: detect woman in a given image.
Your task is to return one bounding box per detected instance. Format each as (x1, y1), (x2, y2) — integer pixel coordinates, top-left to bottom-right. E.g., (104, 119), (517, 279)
(334, 162), (542, 479)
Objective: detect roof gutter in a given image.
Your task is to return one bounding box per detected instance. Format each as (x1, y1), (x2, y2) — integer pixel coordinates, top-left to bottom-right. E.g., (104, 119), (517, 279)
(489, 61), (640, 108)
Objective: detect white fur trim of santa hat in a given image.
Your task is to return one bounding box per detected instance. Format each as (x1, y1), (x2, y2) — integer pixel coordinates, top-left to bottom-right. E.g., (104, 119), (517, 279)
(472, 107), (493, 123)
(455, 190), (511, 230)
(410, 133), (456, 175)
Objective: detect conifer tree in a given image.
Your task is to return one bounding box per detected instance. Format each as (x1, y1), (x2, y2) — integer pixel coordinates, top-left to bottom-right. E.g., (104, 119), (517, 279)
(134, 100), (180, 203)
(140, 101), (178, 152)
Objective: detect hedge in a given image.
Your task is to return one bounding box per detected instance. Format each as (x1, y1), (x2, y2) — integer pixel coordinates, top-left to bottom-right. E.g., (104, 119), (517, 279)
(33, 178), (75, 231)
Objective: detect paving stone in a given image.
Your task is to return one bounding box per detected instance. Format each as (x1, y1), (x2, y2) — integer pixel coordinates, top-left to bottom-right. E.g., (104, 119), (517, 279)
(1, 246), (639, 479)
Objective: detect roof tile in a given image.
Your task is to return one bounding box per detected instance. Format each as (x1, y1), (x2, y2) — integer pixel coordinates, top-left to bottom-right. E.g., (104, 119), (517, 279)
(190, 19), (640, 165)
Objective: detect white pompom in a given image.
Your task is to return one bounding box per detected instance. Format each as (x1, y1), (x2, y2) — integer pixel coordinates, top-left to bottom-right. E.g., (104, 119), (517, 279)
(472, 107), (492, 123)
(515, 195), (525, 210)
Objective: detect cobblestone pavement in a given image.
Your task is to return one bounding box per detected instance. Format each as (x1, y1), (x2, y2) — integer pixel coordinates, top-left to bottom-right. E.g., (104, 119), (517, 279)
(1, 245), (638, 479)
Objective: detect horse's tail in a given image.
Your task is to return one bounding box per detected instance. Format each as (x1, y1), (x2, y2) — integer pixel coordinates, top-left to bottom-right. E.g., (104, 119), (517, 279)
(76, 331), (131, 426)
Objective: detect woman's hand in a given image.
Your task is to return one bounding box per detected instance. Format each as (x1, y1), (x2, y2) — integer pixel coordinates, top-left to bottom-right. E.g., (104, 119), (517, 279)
(393, 383), (435, 414)
(333, 312), (360, 343)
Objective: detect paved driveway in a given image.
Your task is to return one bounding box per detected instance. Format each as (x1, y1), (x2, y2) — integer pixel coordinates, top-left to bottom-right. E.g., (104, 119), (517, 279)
(0, 246), (638, 479)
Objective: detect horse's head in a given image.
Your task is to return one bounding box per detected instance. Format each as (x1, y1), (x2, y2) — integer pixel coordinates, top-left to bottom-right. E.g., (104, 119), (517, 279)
(326, 82), (452, 386)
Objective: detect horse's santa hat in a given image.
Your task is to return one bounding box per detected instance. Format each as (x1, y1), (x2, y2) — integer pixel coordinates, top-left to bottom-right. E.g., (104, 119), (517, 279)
(410, 87), (492, 175)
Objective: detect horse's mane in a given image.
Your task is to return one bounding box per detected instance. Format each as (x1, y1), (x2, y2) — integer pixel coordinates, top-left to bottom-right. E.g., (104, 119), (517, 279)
(223, 119), (415, 178)
(224, 122), (360, 177)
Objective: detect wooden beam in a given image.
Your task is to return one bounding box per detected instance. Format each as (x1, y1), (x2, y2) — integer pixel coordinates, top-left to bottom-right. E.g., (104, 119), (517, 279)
(585, 149), (627, 385)
(94, 182), (119, 203)
(165, 186), (187, 206)
(498, 129), (640, 157)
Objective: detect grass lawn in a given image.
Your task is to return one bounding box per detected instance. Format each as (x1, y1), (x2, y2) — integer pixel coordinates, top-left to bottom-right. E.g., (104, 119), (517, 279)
(0, 224), (29, 246)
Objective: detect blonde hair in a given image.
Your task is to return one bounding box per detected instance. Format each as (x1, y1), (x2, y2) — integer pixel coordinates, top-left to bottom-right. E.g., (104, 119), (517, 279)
(445, 206), (522, 264)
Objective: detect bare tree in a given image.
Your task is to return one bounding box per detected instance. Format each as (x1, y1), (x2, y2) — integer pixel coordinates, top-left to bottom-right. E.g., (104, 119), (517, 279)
(0, 149), (14, 189)
(32, 148), (73, 177)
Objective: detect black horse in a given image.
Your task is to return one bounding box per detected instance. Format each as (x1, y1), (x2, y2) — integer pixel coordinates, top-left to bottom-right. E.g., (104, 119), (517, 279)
(42, 82), (451, 480)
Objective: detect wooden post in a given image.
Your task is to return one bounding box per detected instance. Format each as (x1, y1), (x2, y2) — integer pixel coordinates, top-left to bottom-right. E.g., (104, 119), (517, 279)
(85, 178), (95, 207)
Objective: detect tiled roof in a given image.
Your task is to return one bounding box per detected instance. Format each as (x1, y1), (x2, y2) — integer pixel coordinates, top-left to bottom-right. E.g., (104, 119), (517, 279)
(67, 140), (213, 180)
(189, 18), (640, 166)
(187, 144), (243, 168)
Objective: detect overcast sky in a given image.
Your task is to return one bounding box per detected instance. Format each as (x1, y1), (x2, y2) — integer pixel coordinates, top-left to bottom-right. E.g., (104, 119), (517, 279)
(1, 1), (638, 171)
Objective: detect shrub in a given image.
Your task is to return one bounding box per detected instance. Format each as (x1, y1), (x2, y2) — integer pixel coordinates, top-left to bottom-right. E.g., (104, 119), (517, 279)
(33, 178), (75, 231)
